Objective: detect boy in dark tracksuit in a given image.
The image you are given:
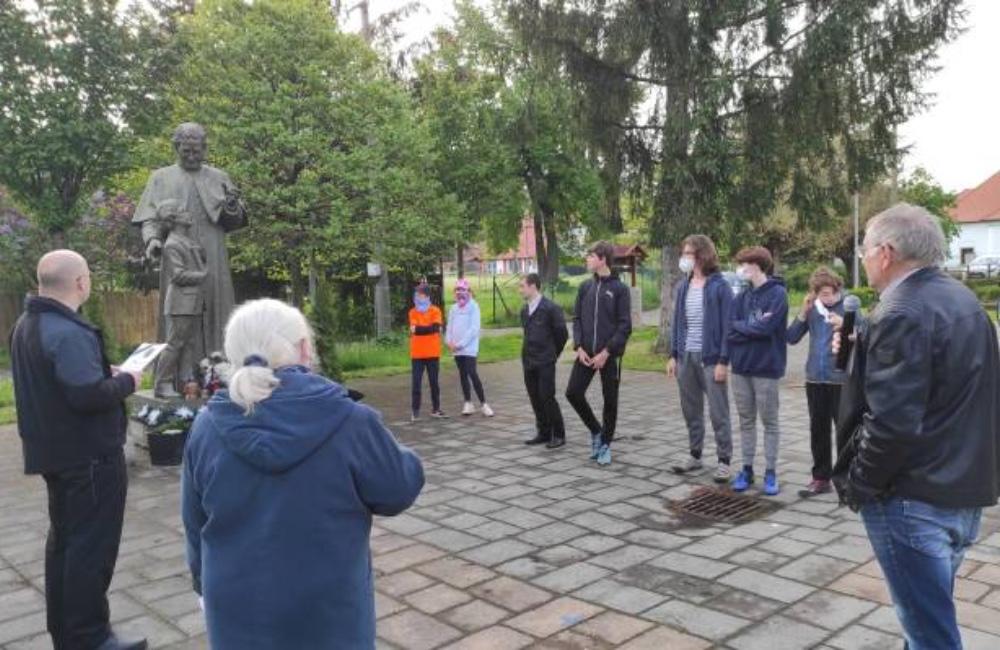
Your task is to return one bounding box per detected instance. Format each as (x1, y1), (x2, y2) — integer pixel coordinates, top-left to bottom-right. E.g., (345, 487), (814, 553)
(566, 241), (632, 466)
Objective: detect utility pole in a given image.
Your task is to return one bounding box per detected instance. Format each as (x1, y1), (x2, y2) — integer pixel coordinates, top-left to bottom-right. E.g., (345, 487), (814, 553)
(351, 0), (391, 336)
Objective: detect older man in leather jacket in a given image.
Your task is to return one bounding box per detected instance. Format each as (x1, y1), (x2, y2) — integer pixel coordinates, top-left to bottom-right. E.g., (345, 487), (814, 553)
(833, 204), (1000, 650)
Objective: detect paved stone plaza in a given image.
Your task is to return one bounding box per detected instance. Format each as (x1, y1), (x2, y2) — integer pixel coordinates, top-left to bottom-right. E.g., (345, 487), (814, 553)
(3, 351), (1000, 649)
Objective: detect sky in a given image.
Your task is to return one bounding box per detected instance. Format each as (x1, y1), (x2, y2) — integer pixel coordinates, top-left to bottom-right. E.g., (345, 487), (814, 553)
(349, 0), (999, 194)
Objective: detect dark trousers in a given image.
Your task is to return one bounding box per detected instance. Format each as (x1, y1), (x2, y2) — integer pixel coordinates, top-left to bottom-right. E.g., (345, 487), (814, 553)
(43, 450), (127, 650)
(566, 356), (621, 445)
(455, 356), (486, 404)
(411, 358), (441, 414)
(806, 382), (842, 480)
(524, 362), (565, 441)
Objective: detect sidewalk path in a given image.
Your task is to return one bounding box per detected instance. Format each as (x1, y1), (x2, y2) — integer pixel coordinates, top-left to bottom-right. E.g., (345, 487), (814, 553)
(2, 348), (999, 649)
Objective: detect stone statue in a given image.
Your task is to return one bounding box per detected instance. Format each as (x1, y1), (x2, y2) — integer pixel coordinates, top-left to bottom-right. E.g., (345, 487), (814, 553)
(153, 201), (207, 398)
(133, 123), (247, 362)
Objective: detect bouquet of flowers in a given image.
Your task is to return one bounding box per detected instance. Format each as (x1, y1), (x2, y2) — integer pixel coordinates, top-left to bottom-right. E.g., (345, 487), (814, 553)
(133, 403), (200, 435)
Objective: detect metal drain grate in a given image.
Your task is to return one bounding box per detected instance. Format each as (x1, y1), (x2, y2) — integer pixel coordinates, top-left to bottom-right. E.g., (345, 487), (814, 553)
(669, 487), (774, 524)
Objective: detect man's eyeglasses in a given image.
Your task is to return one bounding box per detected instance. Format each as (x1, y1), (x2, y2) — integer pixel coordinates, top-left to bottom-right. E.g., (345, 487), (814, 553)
(857, 242), (892, 260)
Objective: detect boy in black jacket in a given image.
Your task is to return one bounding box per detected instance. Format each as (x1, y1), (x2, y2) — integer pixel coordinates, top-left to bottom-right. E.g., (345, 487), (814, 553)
(520, 273), (569, 448)
(566, 241), (632, 465)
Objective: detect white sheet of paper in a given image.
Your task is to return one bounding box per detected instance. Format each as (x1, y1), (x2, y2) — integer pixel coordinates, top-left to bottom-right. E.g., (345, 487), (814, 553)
(119, 342), (168, 374)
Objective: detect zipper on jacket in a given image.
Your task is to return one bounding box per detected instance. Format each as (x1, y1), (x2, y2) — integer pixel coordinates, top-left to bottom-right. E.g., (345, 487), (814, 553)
(593, 277), (602, 353)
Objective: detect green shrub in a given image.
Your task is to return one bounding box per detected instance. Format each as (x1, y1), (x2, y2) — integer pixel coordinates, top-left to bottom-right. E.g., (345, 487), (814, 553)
(972, 284), (1000, 303)
(307, 282), (343, 380)
(81, 295), (128, 362)
(851, 286), (878, 308)
(780, 264), (816, 292)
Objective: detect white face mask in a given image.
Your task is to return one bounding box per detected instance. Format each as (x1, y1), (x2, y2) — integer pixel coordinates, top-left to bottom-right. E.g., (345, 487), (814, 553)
(735, 266), (750, 282)
(678, 257), (695, 274)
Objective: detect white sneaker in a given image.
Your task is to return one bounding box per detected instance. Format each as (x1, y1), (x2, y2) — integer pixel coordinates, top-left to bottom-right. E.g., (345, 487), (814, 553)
(714, 462), (732, 483)
(481, 403), (495, 417)
(461, 402), (476, 416)
(671, 456), (703, 474)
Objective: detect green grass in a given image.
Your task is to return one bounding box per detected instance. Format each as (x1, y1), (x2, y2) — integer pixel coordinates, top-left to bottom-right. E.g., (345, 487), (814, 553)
(0, 379), (15, 426)
(340, 332), (524, 380)
(444, 273), (661, 328)
(340, 325), (671, 380)
(621, 327), (668, 373)
(0, 348), (9, 370)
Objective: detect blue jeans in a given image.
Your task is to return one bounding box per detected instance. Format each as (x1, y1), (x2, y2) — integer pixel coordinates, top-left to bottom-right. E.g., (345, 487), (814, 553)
(861, 497), (982, 650)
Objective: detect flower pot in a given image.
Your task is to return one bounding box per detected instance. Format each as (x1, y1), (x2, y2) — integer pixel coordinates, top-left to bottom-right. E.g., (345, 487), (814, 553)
(148, 428), (188, 466)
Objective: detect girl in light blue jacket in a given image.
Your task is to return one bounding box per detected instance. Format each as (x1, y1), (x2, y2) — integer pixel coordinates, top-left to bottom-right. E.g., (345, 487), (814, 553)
(446, 279), (494, 417)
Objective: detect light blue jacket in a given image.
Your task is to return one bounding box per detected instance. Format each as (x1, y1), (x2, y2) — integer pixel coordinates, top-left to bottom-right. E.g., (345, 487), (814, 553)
(446, 299), (481, 357)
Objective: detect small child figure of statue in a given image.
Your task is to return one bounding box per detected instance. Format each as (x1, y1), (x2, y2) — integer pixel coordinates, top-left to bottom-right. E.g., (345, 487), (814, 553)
(153, 200), (208, 399)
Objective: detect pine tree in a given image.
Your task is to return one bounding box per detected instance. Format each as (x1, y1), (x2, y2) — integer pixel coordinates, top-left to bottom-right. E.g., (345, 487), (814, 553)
(506, 0), (964, 347)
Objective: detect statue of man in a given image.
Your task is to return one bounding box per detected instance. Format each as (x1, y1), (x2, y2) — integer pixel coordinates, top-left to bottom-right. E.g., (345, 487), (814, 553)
(133, 123), (247, 356)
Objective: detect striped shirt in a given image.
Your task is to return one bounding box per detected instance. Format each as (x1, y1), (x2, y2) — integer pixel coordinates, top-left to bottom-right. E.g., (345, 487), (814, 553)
(684, 285), (705, 353)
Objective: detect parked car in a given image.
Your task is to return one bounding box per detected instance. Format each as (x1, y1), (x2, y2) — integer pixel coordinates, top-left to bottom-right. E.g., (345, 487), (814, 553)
(721, 271), (747, 296)
(966, 255), (1000, 279)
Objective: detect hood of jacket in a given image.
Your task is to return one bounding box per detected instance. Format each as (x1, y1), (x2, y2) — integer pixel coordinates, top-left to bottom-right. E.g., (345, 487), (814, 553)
(751, 276), (786, 296)
(203, 366), (355, 474)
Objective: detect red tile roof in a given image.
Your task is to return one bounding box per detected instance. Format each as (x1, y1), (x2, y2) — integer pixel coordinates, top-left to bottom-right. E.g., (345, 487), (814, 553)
(951, 171), (1000, 224)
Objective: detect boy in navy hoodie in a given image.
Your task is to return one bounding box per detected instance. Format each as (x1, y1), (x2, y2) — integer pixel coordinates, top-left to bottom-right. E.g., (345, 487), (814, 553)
(728, 246), (788, 496)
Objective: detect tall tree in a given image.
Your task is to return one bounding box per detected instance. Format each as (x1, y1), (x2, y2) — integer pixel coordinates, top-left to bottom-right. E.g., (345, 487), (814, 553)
(166, 0), (460, 305)
(414, 4), (526, 278)
(507, 0), (964, 348)
(461, 3), (605, 282)
(504, 70), (604, 282)
(0, 0), (183, 240)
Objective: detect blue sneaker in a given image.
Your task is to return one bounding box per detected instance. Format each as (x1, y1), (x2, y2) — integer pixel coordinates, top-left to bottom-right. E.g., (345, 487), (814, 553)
(732, 469), (754, 492)
(590, 433), (602, 460)
(596, 444), (612, 466)
(763, 470), (780, 496)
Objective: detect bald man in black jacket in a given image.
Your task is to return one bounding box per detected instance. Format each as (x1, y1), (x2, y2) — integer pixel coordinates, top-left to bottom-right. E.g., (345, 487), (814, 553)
(10, 250), (146, 650)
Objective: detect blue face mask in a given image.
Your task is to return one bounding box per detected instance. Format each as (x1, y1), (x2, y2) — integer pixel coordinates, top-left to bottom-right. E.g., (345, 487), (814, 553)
(414, 296), (431, 313)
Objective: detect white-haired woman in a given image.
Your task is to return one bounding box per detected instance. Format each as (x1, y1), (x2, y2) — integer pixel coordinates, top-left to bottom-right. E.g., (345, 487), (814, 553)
(181, 299), (424, 649)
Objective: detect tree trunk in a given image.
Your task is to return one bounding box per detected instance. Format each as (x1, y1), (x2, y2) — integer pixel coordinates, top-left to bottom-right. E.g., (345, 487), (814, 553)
(541, 208), (560, 284)
(532, 208), (548, 280)
(601, 158), (624, 233)
(456, 243), (465, 279)
(289, 265), (306, 308)
(655, 246), (678, 355)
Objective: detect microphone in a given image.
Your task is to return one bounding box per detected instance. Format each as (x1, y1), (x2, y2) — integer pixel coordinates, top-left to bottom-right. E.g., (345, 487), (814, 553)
(835, 295), (862, 371)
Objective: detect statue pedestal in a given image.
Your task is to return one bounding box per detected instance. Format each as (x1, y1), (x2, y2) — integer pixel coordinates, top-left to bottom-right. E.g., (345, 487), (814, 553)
(126, 390), (202, 467)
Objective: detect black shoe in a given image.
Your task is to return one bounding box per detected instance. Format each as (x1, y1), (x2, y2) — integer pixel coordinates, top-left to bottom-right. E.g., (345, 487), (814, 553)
(524, 436), (549, 446)
(96, 634), (148, 650)
(545, 438), (566, 449)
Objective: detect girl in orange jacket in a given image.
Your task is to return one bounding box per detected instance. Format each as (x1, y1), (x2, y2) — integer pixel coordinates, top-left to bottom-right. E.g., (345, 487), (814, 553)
(409, 284), (446, 420)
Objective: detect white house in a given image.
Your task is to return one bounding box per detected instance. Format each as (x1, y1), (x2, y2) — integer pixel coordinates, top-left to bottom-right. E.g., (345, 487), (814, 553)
(947, 170), (1000, 268)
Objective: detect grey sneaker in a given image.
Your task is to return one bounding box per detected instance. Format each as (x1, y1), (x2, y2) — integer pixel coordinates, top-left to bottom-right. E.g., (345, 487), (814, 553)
(671, 456), (704, 475)
(713, 462), (732, 483)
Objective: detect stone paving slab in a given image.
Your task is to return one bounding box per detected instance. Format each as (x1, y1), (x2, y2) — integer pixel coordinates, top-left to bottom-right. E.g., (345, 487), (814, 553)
(2, 347), (1000, 648)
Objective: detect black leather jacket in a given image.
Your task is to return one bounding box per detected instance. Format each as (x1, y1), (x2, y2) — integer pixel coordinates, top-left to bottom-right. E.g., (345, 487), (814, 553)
(834, 267), (1000, 510)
